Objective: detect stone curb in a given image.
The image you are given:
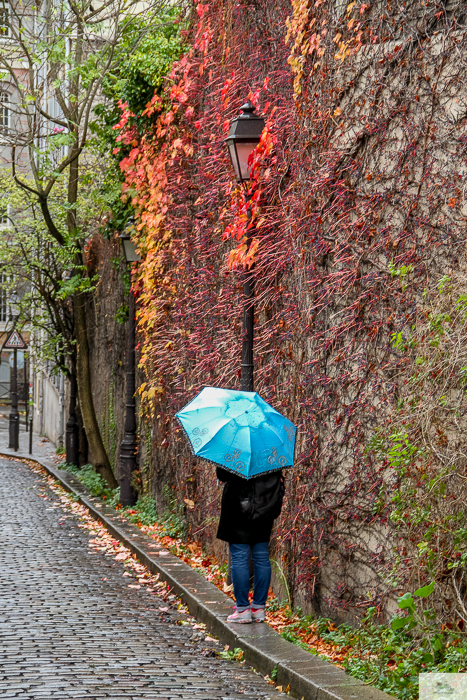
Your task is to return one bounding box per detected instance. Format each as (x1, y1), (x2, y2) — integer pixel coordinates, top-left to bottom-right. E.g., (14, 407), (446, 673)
(1, 450), (394, 700)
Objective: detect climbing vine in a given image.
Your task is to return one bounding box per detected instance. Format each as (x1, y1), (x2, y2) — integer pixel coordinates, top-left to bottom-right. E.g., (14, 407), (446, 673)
(113, 0), (467, 621)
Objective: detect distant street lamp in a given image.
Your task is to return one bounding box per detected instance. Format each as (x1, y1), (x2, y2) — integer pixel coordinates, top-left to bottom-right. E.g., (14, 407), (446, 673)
(119, 216), (141, 506)
(65, 373), (79, 466)
(225, 101), (265, 392)
(8, 292), (20, 450)
(62, 269), (80, 467)
(120, 219), (141, 263)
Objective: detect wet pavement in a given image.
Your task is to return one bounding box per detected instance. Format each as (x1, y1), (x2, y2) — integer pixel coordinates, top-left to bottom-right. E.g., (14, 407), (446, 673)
(0, 410), (59, 465)
(0, 457), (286, 699)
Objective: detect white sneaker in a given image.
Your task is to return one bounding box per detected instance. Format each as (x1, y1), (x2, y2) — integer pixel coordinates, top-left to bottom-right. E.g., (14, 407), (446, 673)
(227, 608), (252, 623)
(251, 607), (265, 623)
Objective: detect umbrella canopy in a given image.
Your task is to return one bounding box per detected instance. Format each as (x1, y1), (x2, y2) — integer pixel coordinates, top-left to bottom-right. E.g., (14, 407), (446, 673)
(176, 387), (297, 479)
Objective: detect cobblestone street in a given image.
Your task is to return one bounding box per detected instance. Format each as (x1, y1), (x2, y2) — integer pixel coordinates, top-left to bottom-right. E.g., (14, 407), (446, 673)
(0, 458), (286, 700)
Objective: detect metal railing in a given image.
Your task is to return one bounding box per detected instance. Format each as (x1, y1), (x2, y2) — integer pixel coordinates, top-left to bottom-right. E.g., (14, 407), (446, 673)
(0, 382), (27, 402)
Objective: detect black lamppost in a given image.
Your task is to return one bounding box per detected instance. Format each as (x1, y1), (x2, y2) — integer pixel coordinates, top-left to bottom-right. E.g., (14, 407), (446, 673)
(225, 102), (265, 587)
(62, 268), (80, 466)
(8, 293), (20, 451)
(65, 373), (79, 466)
(119, 217), (141, 506)
(225, 101), (265, 392)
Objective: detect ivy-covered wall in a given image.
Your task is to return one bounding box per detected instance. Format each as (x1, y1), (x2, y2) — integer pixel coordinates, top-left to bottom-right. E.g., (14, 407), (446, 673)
(111, 0), (467, 622)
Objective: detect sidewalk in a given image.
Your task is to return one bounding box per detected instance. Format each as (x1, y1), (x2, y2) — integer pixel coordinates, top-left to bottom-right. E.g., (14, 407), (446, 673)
(0, 409), (63, 465)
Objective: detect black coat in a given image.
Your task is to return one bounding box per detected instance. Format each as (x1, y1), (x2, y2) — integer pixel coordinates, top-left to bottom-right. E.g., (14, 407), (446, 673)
(216, 467), (285, 545)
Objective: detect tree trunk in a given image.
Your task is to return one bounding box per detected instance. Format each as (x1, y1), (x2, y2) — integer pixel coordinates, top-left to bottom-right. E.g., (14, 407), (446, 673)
(73, 290), (118, 488)
(65, 83), (117, 489)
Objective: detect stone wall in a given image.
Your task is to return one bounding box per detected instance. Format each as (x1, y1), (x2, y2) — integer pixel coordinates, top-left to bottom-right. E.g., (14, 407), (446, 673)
(116, 0), (467, 625)
(87, 0), (467, 625)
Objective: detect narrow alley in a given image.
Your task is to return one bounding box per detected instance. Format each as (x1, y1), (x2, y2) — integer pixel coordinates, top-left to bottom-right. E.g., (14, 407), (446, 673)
(0, 458), (286, 700)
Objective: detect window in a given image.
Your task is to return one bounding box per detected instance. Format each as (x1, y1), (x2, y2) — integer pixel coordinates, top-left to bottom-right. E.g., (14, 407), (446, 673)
(0, 272), (8, 323)
(0, 2), (9, 38)
(0, 92), (9, 134)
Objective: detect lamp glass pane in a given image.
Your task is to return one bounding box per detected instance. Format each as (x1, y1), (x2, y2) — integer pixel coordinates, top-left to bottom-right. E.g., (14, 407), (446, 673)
(227, 141), (240, 180)
(123, 238), (141, 262)
(235, 141), (259, 181)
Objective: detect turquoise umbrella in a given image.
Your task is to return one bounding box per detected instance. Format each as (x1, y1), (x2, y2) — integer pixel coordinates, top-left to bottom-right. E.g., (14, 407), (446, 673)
(176, 387), (297, 479)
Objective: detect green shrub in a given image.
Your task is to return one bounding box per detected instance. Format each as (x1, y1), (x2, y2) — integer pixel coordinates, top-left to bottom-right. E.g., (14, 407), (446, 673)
(123, 494), (159, 526)
(64, 463), (120, 506)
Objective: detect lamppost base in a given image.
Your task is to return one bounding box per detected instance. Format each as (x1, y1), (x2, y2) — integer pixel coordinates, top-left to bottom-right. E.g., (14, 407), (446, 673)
(66, 374), (79, 467)
(8, 414), (19, 451)
(119, 436), (137, 506)
(66, 423), (79, 466)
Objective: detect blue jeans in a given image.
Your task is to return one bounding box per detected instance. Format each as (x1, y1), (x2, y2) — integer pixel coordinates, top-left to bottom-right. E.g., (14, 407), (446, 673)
(229, 542), (271, 611)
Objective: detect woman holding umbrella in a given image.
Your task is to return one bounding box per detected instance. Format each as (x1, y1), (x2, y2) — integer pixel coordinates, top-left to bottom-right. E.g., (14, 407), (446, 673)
(176, 387), (297, 624)
(216, 465), (285, 623)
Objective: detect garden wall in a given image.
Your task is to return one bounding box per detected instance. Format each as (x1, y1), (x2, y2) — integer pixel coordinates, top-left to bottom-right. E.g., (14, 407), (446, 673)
(112, 0), (467, 622)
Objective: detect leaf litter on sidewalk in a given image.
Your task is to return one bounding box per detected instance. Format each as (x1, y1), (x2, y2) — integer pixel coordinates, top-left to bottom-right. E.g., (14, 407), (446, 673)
(16, 459), (218, 644)
(10, 457), (292, 693)
(38, 457), (347, 665)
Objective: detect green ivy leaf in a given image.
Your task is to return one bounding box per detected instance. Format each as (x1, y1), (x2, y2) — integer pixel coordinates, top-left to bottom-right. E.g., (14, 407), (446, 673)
(413, 582), (435, 597)
(397, 592), (415, 611)
(391, 616), (412, 630)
